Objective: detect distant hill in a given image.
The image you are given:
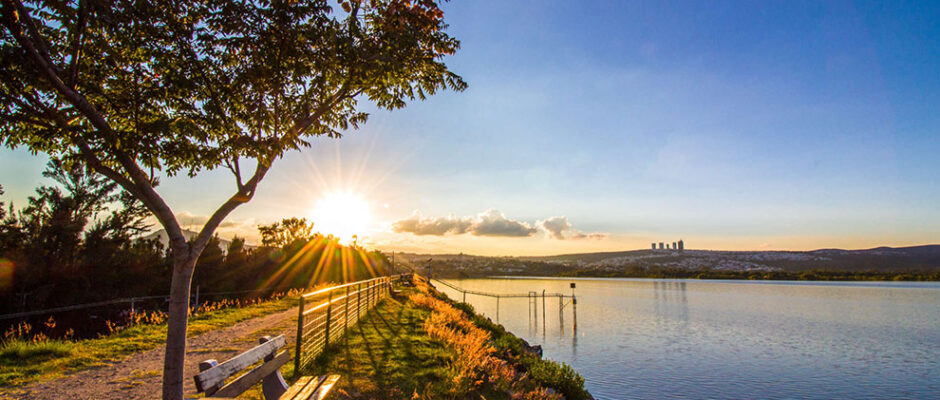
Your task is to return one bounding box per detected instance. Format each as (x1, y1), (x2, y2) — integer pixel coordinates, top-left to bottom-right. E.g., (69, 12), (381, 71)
(395, 245), (940, 276)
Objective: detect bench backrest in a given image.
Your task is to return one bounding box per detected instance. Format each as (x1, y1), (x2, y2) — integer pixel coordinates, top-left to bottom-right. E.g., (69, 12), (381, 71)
(194, 335), (290, 398)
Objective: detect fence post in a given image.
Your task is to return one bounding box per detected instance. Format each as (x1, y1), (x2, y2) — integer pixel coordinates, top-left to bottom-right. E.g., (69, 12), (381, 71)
(344, 285), (349, 334)
(325, 291), (333, 349)
(294, 294), (305, 373)
(193, 285), (200, 316)
(357, 283), (361, 321)
(572, 295), (577, 331)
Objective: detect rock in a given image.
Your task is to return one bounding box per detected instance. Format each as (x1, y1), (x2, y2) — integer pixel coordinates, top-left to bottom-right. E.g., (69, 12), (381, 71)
(520, 339), (543, 357)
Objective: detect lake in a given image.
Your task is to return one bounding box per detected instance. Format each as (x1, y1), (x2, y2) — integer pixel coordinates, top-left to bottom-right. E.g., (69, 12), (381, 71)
(433, 277), (939, 400)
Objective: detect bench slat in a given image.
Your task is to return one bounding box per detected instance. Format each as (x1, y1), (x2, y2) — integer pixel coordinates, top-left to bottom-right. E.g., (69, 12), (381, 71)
(281, 376), (325, 400)
(195, 334), (287, 392)
(278, 376), (319, 400)
(212, 350), (291, 398)
(310, 374), (340, 400)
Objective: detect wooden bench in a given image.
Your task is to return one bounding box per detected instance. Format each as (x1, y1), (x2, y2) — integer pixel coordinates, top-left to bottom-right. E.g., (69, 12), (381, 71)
(193, 335), (339, 400)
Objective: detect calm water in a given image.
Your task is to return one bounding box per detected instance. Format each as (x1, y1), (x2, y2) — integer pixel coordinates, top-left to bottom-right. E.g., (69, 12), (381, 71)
(434, 278), (939, 400)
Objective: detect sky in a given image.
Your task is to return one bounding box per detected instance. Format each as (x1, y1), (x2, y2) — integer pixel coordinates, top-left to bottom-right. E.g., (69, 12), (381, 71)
(2, 0), (939, 256)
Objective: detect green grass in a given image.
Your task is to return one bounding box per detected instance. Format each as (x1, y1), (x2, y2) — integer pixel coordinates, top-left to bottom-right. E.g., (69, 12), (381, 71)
(303, 291), (455, 399)
(0, 295), (298, 388)
(305, 286), (591, 400)
(0, 339), (74, 362)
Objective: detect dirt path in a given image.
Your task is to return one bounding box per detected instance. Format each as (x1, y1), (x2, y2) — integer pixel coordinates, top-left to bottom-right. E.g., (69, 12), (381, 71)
(1, 307), (299, 400)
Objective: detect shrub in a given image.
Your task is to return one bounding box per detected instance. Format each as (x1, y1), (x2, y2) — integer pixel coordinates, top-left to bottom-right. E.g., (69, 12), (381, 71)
(527, 358), (590, 400)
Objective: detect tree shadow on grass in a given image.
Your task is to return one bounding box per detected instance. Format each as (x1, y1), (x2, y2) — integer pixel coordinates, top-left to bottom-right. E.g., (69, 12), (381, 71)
(307, 292), (453, 399)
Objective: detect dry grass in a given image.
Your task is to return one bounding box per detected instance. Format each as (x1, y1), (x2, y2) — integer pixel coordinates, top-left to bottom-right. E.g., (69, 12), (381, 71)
(411, 291), (562, 400)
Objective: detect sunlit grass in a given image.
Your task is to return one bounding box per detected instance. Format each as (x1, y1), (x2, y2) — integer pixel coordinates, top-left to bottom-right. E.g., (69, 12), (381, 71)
(0, 293), (299, 388)
(305, 282), (589, 400)
(0, 339), (74, 362)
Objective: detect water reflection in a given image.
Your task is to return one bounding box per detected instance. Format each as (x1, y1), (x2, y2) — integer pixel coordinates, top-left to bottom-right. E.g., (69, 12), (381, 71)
(653, 280), (689, 323)
(436, 278), (940, 400)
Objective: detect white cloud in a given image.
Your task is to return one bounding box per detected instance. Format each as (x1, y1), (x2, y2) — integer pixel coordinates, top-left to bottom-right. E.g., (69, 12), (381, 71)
(392, 209), (536, 237)
(537, 216), (607, 240)
(392, 210), (605, 240)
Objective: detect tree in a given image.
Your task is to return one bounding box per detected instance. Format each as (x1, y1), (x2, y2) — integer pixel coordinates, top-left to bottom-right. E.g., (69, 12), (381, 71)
(258, 217), (316, 248)
(0, 1), (465, 398)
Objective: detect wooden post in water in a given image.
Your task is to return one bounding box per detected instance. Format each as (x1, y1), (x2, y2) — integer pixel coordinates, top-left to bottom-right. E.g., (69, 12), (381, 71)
(533, 292), (538, 328)
(542, 289), (546, 333)
(570, 282), (578, 332)
(572, 295), (577, 331)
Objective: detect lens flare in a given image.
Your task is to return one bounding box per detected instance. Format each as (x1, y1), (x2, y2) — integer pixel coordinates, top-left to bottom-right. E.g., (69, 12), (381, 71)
(311, 191), (371, 244)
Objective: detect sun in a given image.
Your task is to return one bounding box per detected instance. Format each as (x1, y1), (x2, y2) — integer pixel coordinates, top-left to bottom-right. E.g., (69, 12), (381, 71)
(311, 191), (372, 244)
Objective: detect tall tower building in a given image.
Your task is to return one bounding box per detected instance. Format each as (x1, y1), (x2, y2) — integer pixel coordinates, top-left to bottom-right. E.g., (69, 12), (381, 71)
(672, 242), (677, 250)
(678, 240), (684, 252)
(651, 243), (656, 250)
(659, 242), (664, 250)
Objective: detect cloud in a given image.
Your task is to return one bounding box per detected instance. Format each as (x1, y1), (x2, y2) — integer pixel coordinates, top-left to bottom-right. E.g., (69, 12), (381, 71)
(471, 209), (537, 237)
(391, 210), (607, 240)
(570, 232), (608, 240)
(392, 211), (473, 236)
(539, 216), (572, 240)
(537, 216), (607, 240)
(176, 211), (209, 226)
(392, 209), (536, 237)
(176, 211), (249, 230)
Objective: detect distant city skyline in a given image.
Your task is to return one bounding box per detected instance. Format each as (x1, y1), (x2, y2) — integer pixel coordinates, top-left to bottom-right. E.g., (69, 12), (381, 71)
(2, 0), (939, 256)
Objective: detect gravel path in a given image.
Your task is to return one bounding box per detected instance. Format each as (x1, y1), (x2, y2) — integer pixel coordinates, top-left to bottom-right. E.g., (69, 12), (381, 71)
(1, 307), (299, 400)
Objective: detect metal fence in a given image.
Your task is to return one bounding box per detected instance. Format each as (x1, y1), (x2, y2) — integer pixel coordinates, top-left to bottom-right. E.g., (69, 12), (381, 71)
(0, 285), (288, 321)
(294, 274), (407, 372)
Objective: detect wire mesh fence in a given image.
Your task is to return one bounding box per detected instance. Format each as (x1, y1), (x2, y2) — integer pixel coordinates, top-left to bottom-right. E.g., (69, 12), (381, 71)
(294, 274), (409, 371)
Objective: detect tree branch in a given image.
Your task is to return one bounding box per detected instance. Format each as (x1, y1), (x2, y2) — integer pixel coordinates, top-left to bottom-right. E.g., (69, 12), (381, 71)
(192, 161), (270, 253)
(2, 0), (188, 254)
(7, 0), (57, 72)
(66, 0), (88, 87)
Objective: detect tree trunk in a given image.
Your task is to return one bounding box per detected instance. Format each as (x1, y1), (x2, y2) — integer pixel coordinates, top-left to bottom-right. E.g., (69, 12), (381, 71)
(161, 253), (198, 400)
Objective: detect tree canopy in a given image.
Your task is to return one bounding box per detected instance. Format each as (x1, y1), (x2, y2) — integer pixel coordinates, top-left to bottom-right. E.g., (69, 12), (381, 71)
(1, 0), (465, 252)
(1, 1), (464, 398)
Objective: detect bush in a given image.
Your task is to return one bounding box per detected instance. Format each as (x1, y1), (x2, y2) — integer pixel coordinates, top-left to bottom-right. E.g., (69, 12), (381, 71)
(430, 290), (593, 400)
(527, 357), (591, 400)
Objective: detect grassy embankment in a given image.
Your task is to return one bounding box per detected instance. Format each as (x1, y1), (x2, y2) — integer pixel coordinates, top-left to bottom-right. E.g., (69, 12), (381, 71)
(0, 291), (299, 388)
(305, 281), (591, 400)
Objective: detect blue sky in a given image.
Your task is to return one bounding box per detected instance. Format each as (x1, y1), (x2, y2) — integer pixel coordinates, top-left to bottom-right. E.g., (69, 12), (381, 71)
(2, 0), (938, 255)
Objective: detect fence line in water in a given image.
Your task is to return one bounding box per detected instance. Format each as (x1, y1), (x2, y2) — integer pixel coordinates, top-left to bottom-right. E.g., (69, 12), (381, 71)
(430, 278), (577, 328)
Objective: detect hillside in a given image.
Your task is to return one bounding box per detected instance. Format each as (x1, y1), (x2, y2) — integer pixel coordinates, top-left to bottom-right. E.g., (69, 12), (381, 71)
(393, 245), (940, 279)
